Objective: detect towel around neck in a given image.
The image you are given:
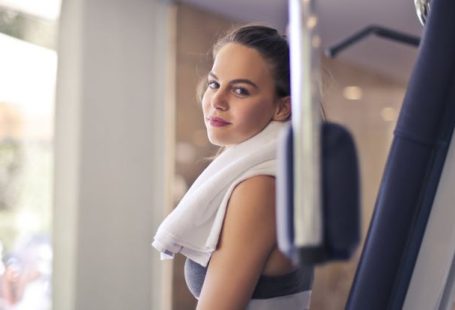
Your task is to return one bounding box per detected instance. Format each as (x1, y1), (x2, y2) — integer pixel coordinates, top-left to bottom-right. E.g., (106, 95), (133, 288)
(152, 121), (288, 266)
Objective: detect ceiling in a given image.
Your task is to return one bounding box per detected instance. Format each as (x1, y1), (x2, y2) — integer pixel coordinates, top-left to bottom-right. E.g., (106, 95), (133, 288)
(179, 0), (424, 83)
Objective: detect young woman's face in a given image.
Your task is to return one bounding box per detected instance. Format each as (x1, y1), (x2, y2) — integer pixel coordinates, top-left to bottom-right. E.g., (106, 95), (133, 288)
(202, 43), (282, 146)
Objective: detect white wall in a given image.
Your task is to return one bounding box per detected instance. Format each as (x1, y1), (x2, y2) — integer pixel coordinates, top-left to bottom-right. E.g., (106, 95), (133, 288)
(53, 0), (175, 309)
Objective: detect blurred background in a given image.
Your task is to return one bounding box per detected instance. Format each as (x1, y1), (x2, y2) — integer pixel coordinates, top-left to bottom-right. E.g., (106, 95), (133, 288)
(0, 0), (58, 308)
(0, 0), (422, 309)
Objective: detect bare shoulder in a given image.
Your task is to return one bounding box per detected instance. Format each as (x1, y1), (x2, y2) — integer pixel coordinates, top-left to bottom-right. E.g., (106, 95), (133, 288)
(197, 175), (277, 309)
(235, 174), (276, 191)
(228, 175), (276, 211)
(222, 175), (276, 232)
(219, 174), (277, 251)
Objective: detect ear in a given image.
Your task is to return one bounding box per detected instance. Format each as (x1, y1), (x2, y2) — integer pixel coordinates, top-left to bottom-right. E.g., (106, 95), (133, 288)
(272, 96), (291, 121)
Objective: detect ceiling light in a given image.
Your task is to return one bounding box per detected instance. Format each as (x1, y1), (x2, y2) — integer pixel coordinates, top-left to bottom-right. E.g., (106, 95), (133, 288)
(306, 16), (318, 29)
(343, 86), (363, 101)
(381, 107), (397, 122)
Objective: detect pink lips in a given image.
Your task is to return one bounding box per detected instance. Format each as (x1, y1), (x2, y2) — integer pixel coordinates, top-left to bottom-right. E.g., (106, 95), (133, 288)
(208, 116), (231, 127)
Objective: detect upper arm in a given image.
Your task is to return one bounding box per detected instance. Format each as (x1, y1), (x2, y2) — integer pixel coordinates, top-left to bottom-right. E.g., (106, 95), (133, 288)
(196, 175), (277, 310)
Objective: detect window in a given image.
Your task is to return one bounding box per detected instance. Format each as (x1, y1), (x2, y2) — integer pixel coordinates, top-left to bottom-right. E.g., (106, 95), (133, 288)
(0, 2), (59, 309)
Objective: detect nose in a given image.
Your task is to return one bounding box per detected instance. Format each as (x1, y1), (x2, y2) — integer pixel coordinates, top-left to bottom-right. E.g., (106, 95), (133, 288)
(211, 89), (228, 111)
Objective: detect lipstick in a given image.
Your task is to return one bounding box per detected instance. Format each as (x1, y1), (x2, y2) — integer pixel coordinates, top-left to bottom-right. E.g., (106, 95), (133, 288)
(208, 116), (231, 127)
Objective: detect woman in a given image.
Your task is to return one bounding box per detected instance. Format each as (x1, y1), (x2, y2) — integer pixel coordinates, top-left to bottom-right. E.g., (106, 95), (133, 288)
(153, 25), (313, 309)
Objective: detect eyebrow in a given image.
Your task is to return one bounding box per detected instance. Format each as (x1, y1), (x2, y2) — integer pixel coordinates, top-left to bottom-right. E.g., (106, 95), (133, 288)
(209, 72), (259, 89)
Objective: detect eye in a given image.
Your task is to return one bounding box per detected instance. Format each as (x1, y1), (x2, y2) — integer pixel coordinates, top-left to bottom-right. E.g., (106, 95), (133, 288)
(207, 80), (219, 89)
(233, 87), (250, 96)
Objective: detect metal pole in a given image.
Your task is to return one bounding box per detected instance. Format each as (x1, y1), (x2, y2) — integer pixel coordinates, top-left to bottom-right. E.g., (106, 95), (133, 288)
(289, 0), (323, 250)
(415, 0), (431, 26)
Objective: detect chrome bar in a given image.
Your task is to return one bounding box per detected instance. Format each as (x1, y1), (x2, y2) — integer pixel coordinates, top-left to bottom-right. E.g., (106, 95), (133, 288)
(289, 0), (323, 248)
(415, 0), (431, 26)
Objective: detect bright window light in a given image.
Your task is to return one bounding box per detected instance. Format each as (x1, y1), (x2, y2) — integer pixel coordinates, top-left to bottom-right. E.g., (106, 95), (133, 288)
(0, 0), (61, 20)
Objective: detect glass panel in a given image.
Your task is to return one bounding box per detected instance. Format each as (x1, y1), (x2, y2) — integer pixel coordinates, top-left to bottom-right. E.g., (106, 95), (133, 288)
(0, 3), (59, 309)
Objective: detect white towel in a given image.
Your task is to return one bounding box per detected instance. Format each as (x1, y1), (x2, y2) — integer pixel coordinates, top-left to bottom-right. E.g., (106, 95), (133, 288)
(152, 121), (288, 267)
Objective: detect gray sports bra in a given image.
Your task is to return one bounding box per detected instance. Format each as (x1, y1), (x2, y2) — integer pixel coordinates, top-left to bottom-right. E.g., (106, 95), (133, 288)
(184, 258), (313, 300)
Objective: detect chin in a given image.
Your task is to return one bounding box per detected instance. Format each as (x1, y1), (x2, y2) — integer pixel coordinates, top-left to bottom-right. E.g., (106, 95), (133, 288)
(208, 138), (227, 147)
(207, 134), (231, 147)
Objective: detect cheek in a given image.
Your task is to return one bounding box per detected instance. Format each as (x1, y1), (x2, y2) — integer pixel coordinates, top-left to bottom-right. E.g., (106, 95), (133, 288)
(242, 100), (275, 122)
(201, 93), (210, 115)
(232, 102), (275, 139)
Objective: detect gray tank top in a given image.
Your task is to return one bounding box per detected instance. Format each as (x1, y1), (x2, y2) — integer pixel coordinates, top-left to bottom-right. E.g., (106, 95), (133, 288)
(184, 258), (313, 299)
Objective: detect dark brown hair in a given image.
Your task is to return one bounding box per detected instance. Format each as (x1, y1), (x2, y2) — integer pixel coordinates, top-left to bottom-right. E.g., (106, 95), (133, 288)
(212, 24), (290, 99)
(199, 24), (328, 120)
